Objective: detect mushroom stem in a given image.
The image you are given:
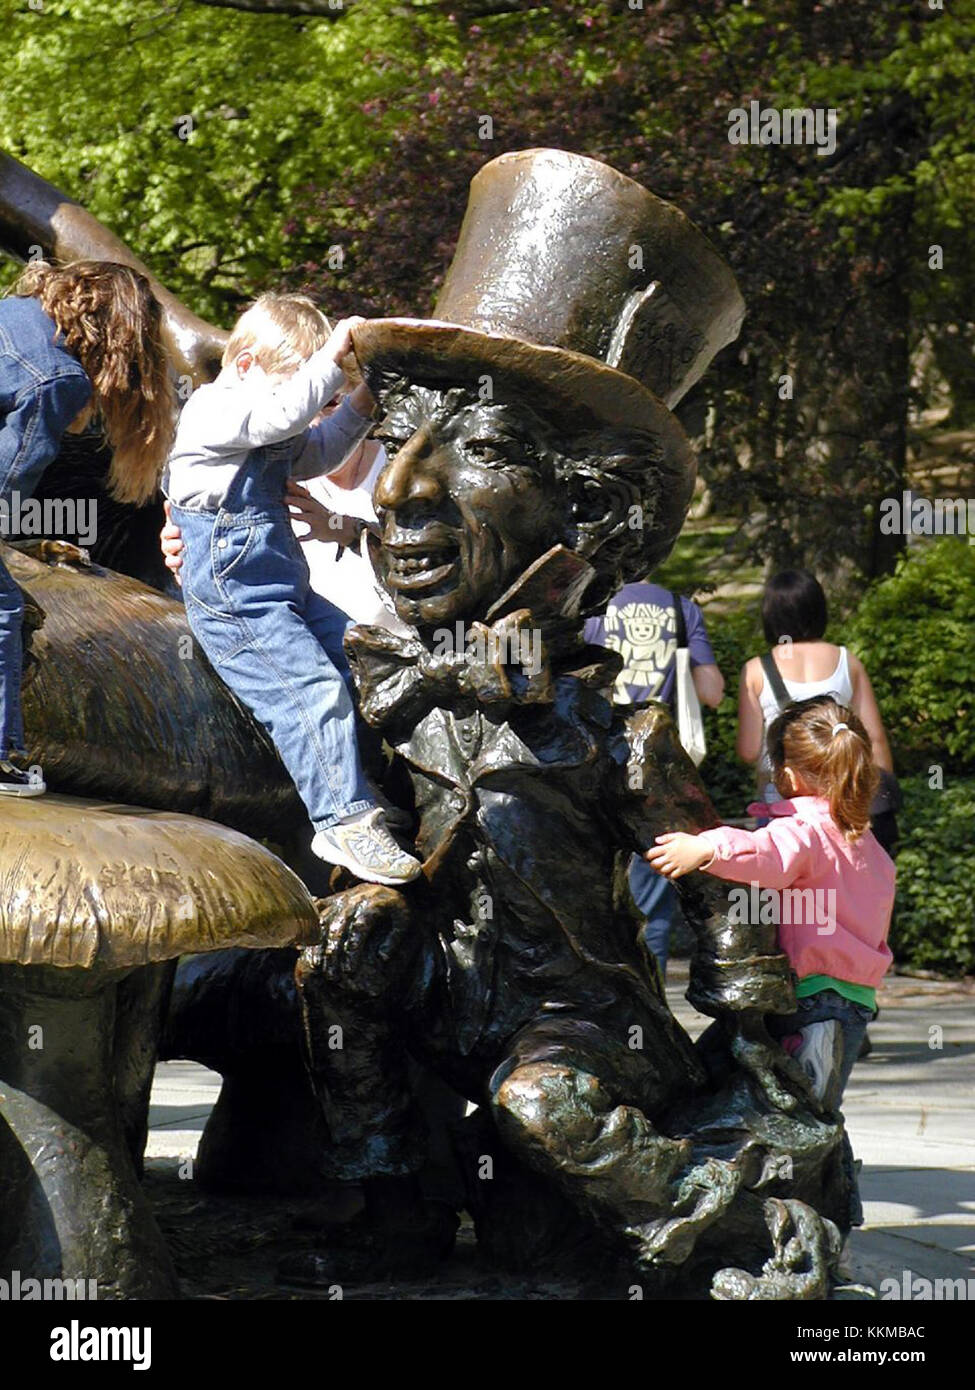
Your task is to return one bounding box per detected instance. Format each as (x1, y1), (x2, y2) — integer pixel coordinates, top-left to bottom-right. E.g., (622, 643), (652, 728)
(0, 964), (179, 1299)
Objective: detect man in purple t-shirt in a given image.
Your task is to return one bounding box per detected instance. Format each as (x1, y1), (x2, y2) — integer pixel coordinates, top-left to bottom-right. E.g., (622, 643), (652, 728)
(585, 582), (725, 977)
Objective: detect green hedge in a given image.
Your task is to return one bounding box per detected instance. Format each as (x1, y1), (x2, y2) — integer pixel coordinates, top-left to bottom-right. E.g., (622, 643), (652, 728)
(891, 775), (975, 976)
(698, 605), (761, 820)
(839, 538), (975, 774)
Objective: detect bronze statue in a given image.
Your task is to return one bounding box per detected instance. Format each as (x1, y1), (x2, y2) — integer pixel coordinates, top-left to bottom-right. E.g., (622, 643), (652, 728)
(0, 786), (319, 1299)
(290, 151), (855, 1297)
(0, 146), (857, 1298)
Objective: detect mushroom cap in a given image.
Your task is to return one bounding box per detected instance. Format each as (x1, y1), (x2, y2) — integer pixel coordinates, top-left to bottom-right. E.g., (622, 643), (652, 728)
(0, 794), (319, 969)
(3, 542), (305, 838)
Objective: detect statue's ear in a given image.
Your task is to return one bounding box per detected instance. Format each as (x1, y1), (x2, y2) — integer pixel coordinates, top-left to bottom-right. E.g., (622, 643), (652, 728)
(564, 471), (635, 559)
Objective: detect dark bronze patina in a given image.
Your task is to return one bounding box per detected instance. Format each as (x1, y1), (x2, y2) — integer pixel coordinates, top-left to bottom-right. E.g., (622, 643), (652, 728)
(0, 791), (319, 1298)
(0, 147), (858, 1298)
(290, 151), (855, 1297)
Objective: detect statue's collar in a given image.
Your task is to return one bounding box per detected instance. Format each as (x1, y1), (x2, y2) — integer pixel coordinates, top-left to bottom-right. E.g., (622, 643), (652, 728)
(347, 545), (621, 731)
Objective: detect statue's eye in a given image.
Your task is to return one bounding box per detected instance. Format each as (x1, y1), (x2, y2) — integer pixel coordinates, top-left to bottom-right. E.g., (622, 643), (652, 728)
(374, 424), (411, 455)
(465, 439), (516, 467)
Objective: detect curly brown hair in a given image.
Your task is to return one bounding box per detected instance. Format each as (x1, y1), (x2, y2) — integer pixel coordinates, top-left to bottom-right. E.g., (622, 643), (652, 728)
(12, 259), (175, 506)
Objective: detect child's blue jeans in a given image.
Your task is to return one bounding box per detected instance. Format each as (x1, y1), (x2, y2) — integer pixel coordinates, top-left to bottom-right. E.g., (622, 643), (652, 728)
(767, 988), (874, 1109)
(628, 854), (681, 980)
(0, 555), (25, 759)
(170, 497), (374, 832)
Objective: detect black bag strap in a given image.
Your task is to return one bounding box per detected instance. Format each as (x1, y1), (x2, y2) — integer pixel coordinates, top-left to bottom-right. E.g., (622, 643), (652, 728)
(671, 591), (688, 650)
(760, 651), (792, 711)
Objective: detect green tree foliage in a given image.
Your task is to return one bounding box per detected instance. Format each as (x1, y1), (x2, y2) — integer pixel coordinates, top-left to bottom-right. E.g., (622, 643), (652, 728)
(892, 775), (975, 976)
(0, 0), (461, 321)
(281, 0), (974, 585)
(840, 537), (975, 773)
(2, 0), (972, 583)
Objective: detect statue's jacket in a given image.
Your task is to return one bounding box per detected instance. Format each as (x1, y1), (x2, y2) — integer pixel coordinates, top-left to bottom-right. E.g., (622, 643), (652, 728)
(344, 622), (740, 1105)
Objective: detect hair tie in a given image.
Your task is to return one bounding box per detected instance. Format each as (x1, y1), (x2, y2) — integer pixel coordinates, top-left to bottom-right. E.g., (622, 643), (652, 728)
(831, 722), (849, 737)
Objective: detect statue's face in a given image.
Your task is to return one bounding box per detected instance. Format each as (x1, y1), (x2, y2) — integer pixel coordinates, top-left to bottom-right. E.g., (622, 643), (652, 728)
(372, 385), (563, 630)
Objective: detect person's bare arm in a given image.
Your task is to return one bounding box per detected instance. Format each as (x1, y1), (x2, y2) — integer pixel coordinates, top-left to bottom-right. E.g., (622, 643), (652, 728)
(285, 480), (363, 549)
(736, 658), (766, 763)
(848, 652), (894, 772)
(691, 662), (725, 709)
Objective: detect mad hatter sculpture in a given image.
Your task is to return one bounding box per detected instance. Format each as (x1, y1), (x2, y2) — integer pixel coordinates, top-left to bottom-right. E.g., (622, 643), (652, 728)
(292, 150), (854, 1297)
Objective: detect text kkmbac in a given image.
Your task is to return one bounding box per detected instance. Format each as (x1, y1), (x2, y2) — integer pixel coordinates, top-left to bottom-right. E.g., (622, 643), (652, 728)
(0, 491), (98, 548)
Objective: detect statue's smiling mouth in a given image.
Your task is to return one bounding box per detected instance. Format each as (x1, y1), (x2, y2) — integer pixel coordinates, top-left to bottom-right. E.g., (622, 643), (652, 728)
(385, 536), (461, 592)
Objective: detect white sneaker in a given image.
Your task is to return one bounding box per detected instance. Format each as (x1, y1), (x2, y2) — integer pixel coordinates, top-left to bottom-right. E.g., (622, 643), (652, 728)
(795, 1020), (844, 1106)
(312, 808), (422, 886)
(0, 762), (45, 797)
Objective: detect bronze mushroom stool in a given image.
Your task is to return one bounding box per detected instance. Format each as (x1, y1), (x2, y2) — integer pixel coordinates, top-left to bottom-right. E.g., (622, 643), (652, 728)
(0, 793), (319, 1299)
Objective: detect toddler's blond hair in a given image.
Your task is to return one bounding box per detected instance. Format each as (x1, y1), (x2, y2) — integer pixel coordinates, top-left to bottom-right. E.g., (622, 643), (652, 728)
(223, 293), (332, 375)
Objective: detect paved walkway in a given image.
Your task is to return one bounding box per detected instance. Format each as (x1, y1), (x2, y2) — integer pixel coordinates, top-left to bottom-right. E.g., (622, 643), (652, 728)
(147, 967), (974, 1297)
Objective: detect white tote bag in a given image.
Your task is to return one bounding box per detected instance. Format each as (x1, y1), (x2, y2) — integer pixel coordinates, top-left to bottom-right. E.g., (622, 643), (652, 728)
(674, 648), (707, 766)
(672, 596), (707, 766)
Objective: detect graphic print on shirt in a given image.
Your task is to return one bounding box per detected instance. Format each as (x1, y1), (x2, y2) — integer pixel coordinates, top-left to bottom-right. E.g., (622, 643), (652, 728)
(602, 600), (676, 704)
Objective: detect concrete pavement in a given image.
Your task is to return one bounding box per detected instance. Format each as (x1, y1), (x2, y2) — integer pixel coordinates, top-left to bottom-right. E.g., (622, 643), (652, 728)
(147, 966), (975, 1298)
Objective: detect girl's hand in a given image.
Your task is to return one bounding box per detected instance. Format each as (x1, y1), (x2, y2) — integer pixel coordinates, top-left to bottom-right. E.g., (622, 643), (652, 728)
(286, 480), (361, 548)
(644, 832), (714, 879)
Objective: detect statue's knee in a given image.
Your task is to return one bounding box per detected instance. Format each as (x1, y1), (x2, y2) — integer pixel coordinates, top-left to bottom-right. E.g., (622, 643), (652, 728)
(493, 1062), (601, 1154)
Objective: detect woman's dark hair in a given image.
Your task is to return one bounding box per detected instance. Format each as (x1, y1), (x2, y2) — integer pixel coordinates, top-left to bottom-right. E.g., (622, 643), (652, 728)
(761, 569), (828, 645)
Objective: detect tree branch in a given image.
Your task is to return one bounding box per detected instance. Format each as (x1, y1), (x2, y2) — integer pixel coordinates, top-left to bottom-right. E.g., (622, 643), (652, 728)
(191, 0), (545, 15)
(192, 0), (353, 16)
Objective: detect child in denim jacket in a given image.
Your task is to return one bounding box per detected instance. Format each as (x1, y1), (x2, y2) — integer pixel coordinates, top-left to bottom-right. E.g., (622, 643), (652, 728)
(164, 294), (419, 886)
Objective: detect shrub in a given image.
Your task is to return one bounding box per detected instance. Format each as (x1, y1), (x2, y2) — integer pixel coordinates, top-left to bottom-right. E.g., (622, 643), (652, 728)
(891, 775), (975, 977)
(697, 604), (762, 820)
(840, 538), (975, 774)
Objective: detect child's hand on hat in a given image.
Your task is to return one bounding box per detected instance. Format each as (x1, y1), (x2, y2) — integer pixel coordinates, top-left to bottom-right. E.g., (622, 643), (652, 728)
(644, 832), (714, 878)
(324, 316), (366, 364)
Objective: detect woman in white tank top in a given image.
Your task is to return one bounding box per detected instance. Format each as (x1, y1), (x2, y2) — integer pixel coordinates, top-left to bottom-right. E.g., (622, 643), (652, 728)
(737, 570), (894, 798)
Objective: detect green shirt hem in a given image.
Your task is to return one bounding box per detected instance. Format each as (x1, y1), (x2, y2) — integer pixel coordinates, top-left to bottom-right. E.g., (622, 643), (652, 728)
(796, 974), (876, 1010)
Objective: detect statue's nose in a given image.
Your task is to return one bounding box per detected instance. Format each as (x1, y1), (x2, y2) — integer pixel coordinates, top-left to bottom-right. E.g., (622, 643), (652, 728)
(374, 426), (443, 509)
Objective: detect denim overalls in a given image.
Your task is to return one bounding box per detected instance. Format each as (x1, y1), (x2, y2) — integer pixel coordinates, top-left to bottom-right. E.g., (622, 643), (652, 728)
(169, 439), (373, 831)
(0, 297), (92, 758)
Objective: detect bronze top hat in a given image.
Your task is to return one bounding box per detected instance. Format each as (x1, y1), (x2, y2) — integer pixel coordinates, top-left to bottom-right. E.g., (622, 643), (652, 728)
(352, 149), (744, 568)
(353, 148), (743, 431)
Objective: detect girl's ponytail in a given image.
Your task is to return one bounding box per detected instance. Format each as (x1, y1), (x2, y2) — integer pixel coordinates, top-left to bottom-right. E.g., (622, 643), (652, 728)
(768, 697), (878, 841)
(823, 713), (877, 839)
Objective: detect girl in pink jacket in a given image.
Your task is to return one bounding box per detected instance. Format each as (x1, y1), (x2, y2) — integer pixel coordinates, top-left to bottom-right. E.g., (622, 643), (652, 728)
(645, 696), (895, 1109)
